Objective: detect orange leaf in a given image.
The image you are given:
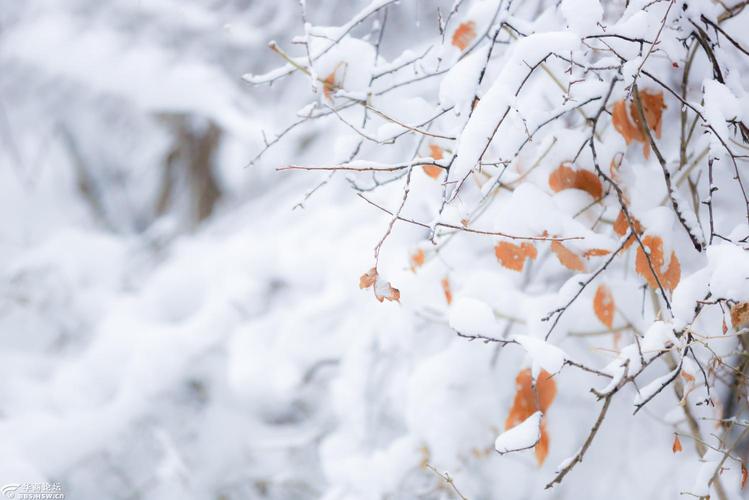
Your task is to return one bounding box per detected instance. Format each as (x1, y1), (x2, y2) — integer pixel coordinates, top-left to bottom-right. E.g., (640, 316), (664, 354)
(322, 71), (337, 100)
(631, 90), (666, 139)
(441, 277), (453, 305)
(593, 284), (615, 329)
(583, 248), (611, 258)
(613, 210), (641, 249)
(359, 267), (400, 302)
(495, 241), (537, 272)
(452, 21), (476, 51)
(422, 165), (442, 179)
(672, 434), (683, 453)
(548, 163), (602, 199)
(634, 235), (680, 291)
(359, 267), (377, 289)
(505, 368), (557, 465)
(410, 248), (425, 270)
(428, 143), (444, 161)
(741, 462), (747, 489)
(548, 163), (577, 192)
(612, 100), (642, 145)
(611, 91), (665, 158)
(551, 240), (586, 272)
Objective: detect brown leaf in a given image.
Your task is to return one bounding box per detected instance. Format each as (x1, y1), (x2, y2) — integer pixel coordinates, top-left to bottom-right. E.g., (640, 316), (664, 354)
(741, 462), (747, 489)
(422, 165), (442, 179)
(322, 71), (337, 100)
(631, 90), (666, 139)
(681, 370), (695, 383)
(505, 368), (557, 466)
(422, 144), (444, 179)
(593, 284), (615, 329)
(441, 277), (453, 305)
(452, 21), (476, 51)
(634, 235), (680, 291)
(612, 100), (643, 145)
(548, 163), (577, 192)
(583, 248), (611, 258)
(359, 267), (400, 303)
(495, 241), (537, 272)
(548, 163), (602, 199)
(551, 240), (586, 272)
(428, 143), (444, 161)
(611, 91), (665, 158)
(730, 302), (749, 331)
(359, 267), (377, 289)
(410, 248), (425, 270)
(672, 434), (683, 453)
(612, 210), (641, 249)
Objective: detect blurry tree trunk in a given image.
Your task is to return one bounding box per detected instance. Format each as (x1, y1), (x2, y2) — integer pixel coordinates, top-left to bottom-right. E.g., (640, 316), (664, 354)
(156, 114), (222, 228)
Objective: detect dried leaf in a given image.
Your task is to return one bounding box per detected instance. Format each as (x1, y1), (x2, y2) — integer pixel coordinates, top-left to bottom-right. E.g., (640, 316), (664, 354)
(422, 165), (442, 179)
(410, 248), (425, 270)
(548, 163), (602, 199)
(611, 91), (665, 158)
(681, 370), (695, 383)
(612, 210), (641, 249)
(730, 302), (749, 331)
(495, 241), (537, 272)
(452, 21), (476, 51)
(428, 143), (444, 161)
(505, 368), (557, 465)
(593, 284), (615, 329)
(634, 235), (680, 291)
(631, 90), (666, 139)
(612, 100), (642, 145)
(548, 163), (577, 192)
(741, 463), (747, 489)
(359, 267), (377, 289)
(583, 248), (611, 258)
(322, 71), (337, 100)
(422, 144), (444, 179)
(441, 277), (453, 305)
(672, 434), (683, 453)
(359, 267), (400, 303)
(551, 240), (586, 272)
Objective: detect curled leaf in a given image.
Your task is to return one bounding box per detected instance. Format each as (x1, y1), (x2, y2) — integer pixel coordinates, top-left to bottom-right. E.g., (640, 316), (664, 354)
(593, 284), (615, 329)
(359, 267), (400, 303)
(495, 241), (537, 272)
(730, 302), (749, 331)
(359, 267), (377, 289)
(551, 240), (586, 272)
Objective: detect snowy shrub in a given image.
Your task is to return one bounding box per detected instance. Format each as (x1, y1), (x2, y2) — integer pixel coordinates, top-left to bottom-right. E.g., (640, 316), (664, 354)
(245, 0), (749, 497)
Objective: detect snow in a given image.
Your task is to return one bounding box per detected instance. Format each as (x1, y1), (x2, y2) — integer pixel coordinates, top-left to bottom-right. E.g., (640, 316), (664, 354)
(494, 411), (543, 454)
(514, 335), (566, 375)
(560, 0), (603, 34)
(449, 297), (498, 336)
